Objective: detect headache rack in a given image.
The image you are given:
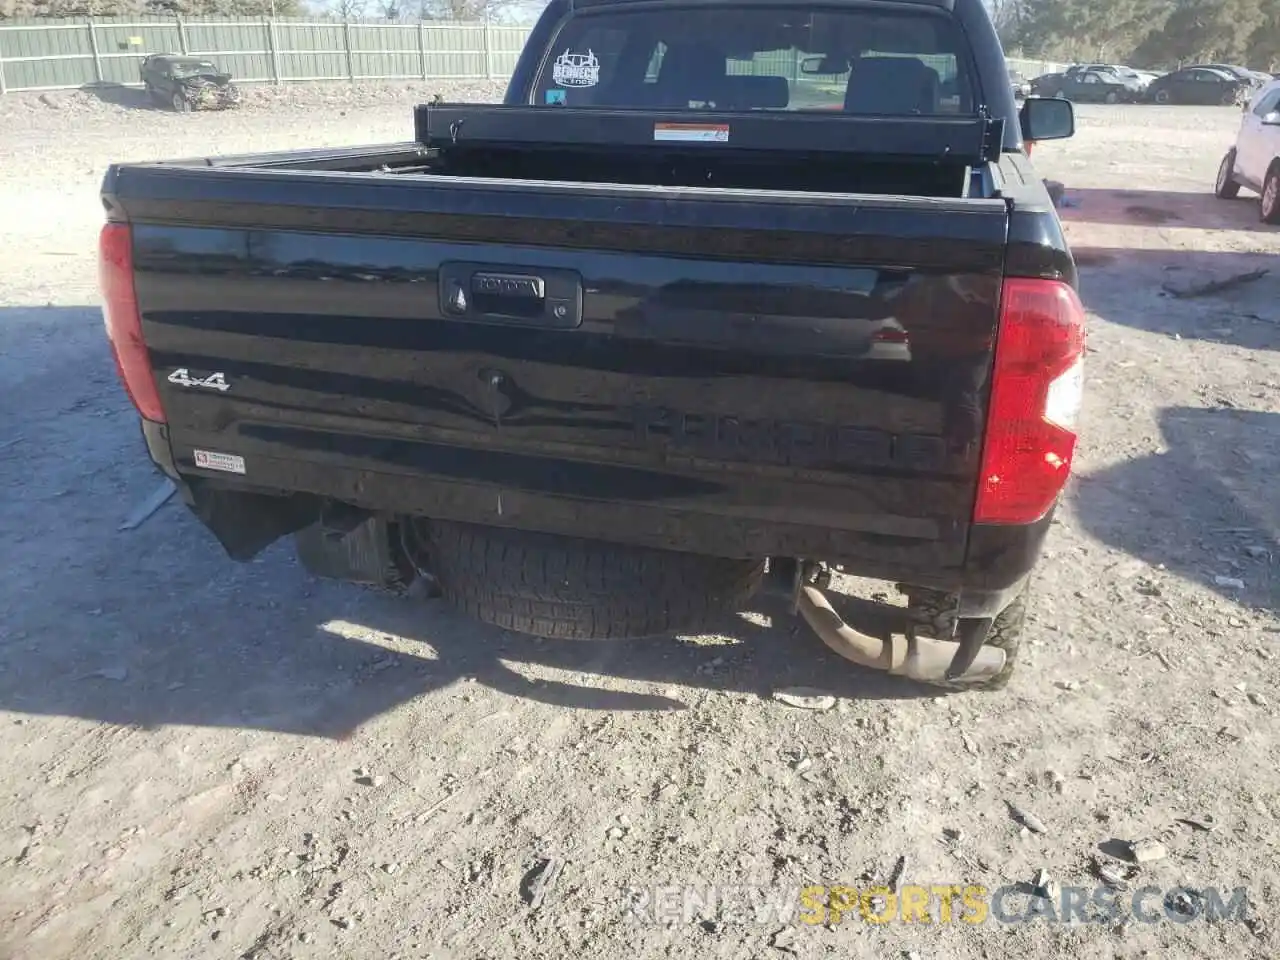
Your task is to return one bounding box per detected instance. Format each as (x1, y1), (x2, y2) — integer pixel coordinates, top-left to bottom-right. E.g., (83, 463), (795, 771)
(414, 103), (1006, 165)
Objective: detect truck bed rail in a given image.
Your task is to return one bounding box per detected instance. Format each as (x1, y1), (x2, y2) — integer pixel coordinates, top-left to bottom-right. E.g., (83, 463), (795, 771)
(415, 103), (1006, 164)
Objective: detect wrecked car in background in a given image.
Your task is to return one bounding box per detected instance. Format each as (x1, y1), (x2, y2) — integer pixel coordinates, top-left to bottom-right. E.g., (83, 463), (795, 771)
(140, 54), (240, 112)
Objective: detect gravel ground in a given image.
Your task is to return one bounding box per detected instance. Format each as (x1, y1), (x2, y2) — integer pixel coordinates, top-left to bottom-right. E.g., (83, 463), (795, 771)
(1, 88), (1278, 960)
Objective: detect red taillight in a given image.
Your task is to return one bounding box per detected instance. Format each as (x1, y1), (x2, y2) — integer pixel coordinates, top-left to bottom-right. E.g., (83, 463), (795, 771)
(99, 222), (166, 423)
(973, 277), (1086, 525)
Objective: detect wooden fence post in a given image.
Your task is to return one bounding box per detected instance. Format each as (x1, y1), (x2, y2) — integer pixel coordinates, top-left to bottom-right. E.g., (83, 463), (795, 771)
(482, 16), (492, 80)
(177, 17), (189, 55)
(87, 18), (103, 83)
(343, 19), (354, 82)
(418, 21), (427, 80)
(266, 18), (281, 84)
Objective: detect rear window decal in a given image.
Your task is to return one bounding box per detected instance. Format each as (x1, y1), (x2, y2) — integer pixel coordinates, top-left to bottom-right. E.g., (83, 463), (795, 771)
(545, 88), (567, 105)
(552, 49), (600, 87)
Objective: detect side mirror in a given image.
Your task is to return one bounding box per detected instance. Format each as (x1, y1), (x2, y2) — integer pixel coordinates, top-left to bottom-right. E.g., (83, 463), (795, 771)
(1020, 96), (1074, 142)
(800, 55), (849, 76)
(1263, 110), (1280, 125)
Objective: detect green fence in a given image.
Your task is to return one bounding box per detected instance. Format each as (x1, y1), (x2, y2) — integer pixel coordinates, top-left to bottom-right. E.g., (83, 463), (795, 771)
(0, 16), (534, 93)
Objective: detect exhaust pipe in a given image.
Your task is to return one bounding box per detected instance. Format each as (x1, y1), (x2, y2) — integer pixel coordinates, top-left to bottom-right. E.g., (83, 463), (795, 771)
(795, 584), (1005, 685)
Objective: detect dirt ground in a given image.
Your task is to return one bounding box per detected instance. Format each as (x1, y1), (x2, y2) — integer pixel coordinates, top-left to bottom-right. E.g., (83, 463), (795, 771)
(1, 86), (1278, 960)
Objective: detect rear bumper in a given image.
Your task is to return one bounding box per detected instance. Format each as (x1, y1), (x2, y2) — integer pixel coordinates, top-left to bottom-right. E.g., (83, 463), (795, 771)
(141, 418), (1051, 618)
(143, 416), (179, 479)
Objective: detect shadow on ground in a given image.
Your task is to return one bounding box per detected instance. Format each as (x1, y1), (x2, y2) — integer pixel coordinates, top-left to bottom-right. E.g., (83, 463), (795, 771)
(0, 548), (931, 740)
(1071, 246), (1280, 350)
(1059, 186), (1276, 232)
(1074, 405), (1280, 610)
(0, 302), (933, 740)
(79, 82), (162, 111)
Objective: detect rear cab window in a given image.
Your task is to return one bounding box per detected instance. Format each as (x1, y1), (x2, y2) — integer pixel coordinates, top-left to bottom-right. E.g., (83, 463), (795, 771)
(530, 5), (976, 115)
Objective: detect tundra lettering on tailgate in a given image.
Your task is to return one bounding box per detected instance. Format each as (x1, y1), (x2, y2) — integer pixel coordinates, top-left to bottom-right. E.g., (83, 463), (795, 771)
(631, 406), (946, 472)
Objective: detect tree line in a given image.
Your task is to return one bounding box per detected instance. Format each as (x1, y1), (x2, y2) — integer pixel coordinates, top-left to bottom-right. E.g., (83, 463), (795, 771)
(996, 0), (1280, 71)
(0, 0), (513, 20)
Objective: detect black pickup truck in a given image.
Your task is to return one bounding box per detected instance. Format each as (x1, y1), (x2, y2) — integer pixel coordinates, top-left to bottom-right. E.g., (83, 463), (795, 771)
(99, 0), (1082, 690)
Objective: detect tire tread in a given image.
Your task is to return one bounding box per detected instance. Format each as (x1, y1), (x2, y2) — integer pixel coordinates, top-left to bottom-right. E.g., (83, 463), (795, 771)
(426, 521), (764, 640)
(1216, 149), (1242, 200)
(1262, 163), (1280, 224)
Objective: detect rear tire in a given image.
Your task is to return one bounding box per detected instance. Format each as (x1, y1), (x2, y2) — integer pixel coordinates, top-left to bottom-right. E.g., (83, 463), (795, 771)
(1215, 149), (1242, 199)
(900, 582), (1029, 691)
(1262, 164), (1280, 224)
(1154, 88), (1171, 105)
(1105, 90), (1119, 104)
(423, 520), (765, 640)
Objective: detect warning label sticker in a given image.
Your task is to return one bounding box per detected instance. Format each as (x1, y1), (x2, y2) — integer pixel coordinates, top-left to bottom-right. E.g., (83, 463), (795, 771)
(653, 122), (730, 143)
(194, 449), (246, 475)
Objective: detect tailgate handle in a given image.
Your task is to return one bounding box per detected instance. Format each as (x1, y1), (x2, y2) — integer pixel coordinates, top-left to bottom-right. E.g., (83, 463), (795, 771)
(439, 262), (582, 330)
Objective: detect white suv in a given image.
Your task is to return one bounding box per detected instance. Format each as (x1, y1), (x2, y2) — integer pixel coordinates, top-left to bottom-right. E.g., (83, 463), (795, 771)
(1216, 78), (1280, 222)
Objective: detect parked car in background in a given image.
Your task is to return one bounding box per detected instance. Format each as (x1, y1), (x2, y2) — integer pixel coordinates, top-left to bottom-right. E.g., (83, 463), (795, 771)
(140, 54), (240, 112)
(1030, 65), (1103, 95)
(1030, 66), (1143, 103)
(1107, 65), (1156, 91)
(1201, 63), (1272, 86)
(1028, 71), (1065, 97)
(1063, 63), (1151, 87)
(1071, 63), (1145, 83)
(1146, 66), (1254, 105)
(1215, 77), (1280, 222)
(1009, 67), (1030, 100)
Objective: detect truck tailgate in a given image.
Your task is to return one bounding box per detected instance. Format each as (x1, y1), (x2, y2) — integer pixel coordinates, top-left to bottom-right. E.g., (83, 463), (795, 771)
(111, 165), (1009, 574)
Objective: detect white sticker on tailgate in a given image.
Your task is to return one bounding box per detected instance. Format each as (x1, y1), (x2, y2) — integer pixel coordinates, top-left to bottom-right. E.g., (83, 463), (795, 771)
(193, 449), (246, 475)
(654, 122), (730, 143)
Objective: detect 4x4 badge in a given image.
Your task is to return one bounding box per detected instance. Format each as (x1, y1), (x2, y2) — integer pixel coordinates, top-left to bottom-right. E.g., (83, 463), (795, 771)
(168, 368), (230, 392)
